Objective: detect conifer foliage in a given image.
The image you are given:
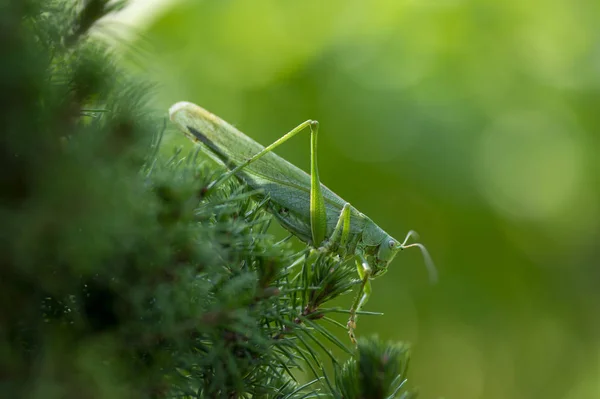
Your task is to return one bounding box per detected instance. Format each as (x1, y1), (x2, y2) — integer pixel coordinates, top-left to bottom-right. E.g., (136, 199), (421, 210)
(0, 1), (418, 398)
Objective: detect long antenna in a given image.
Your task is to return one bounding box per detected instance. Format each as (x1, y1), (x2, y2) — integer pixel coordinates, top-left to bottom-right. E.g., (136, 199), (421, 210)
(400, 230), (438, 284)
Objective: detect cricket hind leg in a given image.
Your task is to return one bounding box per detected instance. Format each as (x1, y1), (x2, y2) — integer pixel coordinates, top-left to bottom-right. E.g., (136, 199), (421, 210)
(204, 119), (315, 196)
(348, 253), (372, 344)
(204, 120), (328, 251)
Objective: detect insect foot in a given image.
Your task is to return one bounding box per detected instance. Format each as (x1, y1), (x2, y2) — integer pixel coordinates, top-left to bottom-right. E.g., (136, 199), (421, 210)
(315, 245), (329, 254)
(347, 319), (358, 344)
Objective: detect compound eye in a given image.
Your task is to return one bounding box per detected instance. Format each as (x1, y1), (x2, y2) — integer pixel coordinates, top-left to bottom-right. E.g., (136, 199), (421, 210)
(388, 240), (396, 249)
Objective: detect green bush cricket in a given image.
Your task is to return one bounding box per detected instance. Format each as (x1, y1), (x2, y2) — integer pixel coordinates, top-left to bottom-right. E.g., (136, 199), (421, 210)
(169, 101), (436, 343)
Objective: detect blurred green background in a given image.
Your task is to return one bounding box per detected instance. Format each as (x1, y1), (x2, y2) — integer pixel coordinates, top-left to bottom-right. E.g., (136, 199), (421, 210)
(111, 0), (599, 397)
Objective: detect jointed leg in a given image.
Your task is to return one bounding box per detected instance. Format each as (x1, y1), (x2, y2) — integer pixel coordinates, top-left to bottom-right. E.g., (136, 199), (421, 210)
(206, 120), (328, 249)
(308, 122), (326, 247)
(207, 120), (313, 193)
(348, 253), (372, 344)
(325, 203), (351, 255)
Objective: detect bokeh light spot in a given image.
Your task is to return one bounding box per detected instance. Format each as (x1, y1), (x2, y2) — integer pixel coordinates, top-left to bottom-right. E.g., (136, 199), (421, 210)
(418, 326), (485, 399)
(475, 111), (584, 221)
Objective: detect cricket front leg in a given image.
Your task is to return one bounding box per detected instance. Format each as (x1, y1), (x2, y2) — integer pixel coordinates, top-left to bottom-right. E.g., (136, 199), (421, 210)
(348, 253), (372, 344)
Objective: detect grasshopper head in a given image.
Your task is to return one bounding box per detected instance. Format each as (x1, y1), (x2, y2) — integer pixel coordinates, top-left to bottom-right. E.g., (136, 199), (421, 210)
(374, 231), (438, 282)
(373, 237), (401, 275)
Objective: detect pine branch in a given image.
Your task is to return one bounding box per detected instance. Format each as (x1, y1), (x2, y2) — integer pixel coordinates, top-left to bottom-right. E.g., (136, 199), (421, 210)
(0, 1), (421, 398)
